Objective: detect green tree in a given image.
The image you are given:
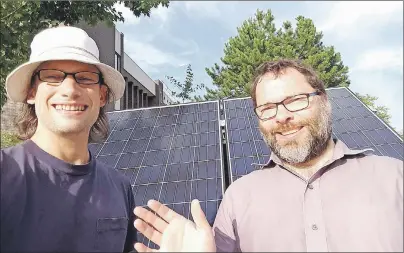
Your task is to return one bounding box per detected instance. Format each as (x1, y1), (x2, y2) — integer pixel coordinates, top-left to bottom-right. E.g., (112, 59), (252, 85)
(355, 93), (392, 125)
(354, 93), (403, 140)
(0, 0), (169, 109)
(355, 92), (403, 139)
(166, 64), (205, 103)
(355, 93), (403, 139)
(203, 9), (350, 100)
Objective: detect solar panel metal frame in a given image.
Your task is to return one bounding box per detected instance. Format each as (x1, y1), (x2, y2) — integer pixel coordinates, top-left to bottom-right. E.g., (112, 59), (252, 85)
(223, 87), (403, 183)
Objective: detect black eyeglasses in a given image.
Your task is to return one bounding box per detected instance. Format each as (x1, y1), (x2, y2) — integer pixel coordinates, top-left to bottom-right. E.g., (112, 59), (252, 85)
(32, 69), (103, 85)
(254, 91), (321, 120)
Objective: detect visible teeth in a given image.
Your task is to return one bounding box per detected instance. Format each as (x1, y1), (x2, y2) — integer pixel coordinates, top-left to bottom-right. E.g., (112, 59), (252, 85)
(55, 105), (85, 111)
(281, 129), (299, 136)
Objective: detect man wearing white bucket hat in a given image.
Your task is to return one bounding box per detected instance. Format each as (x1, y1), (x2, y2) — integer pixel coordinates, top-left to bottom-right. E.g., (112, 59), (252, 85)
(1, 26), (136, 252)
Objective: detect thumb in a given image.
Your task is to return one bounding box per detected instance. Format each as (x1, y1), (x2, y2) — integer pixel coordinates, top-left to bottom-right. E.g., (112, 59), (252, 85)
(190, 199), (210, 229)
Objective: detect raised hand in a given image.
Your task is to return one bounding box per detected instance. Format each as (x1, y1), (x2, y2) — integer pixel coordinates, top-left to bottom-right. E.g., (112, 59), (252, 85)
(133, 199), (216, 252)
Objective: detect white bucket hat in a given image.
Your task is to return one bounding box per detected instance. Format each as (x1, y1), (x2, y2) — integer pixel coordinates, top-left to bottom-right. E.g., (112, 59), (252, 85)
(5, 26), (125, 103)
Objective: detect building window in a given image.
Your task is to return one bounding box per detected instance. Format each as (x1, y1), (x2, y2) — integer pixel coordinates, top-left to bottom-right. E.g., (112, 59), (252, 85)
(115, 53), (121, 72)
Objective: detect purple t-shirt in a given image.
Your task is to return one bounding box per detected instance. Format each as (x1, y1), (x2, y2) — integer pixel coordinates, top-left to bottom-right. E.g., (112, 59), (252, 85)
(0, 140), (137, 252)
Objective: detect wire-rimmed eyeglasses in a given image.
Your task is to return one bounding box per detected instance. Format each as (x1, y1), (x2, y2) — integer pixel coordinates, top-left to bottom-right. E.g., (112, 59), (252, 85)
(254, 91), (321, 120)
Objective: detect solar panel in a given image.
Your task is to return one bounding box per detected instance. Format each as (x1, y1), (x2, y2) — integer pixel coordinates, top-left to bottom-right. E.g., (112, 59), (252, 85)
(90, 101), (224, 249)
(223, 98), (270, 183)
(223, 87), (403, 183)
(328, 88), (403, 159)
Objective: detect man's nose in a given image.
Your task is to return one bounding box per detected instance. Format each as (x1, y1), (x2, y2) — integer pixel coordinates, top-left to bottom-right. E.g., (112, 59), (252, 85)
(59, 75), (82, 99)
(275, 104), (294, 124)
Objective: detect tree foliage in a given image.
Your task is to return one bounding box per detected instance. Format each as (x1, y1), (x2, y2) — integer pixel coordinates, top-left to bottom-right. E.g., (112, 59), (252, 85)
(166, 64), (205, 103)
(1, 131), (22, 149)
(355, 93), (392, 124)
(0, 0), (169, 109)
(355, 93), (402, 138)
(204, 9), (350, 100)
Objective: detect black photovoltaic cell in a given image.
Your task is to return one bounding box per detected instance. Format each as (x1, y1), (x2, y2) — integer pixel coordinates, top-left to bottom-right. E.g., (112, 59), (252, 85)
(90, 101), (224, 249)
(223, 98), (271, 182)
(224, 87), (403, 183)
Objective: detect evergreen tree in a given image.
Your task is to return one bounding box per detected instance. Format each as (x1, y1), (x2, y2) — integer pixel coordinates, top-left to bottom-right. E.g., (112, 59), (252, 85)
(204, 10), (350, 100)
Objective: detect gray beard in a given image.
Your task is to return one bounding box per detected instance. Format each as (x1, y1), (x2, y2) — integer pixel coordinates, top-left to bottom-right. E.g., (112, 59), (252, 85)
(261, 99), (333, 165)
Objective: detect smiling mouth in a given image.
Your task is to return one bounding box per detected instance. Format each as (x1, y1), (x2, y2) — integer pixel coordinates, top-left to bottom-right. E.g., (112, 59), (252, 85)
(52, 104), (88, 112)
(277, 126), (304, 136)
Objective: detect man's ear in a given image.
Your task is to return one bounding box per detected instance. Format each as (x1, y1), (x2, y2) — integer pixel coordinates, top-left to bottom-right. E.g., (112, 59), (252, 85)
(26, 86), (37, 105)
(99, 85), (108, 107)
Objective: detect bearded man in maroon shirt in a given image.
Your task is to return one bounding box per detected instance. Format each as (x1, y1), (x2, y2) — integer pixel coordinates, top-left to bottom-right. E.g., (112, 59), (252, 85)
(134, 59), (403, 252)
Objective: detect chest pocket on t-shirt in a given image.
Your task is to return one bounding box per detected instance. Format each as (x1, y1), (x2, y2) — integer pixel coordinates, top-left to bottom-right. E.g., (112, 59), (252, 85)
(95, 217), (128, 252)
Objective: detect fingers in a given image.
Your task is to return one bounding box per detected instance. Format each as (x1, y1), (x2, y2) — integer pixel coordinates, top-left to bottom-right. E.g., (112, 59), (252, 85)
(147, 200), (182, 223)
(134, 219), (162, 246)
(134, 206), (169, 233)
(191, 199), (211, 229)
(134, 242), (157, 252)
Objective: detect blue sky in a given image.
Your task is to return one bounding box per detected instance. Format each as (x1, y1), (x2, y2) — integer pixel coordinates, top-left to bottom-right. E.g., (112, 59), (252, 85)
(114, 1), (403, 132)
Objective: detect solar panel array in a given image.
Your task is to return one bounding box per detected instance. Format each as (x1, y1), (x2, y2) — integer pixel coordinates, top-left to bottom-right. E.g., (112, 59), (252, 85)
(89, 87), (402, 248)
(89, 101), (224, 249)
(223, 88), (403, 182)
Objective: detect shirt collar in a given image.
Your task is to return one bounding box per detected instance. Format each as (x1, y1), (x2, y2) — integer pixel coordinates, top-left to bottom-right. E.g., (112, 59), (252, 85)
(254, 138), (374, 169)
(23, 139), (95, 176)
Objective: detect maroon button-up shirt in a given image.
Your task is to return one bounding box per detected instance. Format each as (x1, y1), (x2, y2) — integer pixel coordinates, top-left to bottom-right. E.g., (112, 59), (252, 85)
(213, 139), (403, 252)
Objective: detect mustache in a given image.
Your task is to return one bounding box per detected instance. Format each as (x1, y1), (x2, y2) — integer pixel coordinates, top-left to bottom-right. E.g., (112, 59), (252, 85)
(269, 122), (306, 135)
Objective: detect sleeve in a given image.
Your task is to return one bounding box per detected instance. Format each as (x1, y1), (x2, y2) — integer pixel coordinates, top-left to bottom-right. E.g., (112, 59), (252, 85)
(212, 187), (239, 252)
(124, 183), (137, 253)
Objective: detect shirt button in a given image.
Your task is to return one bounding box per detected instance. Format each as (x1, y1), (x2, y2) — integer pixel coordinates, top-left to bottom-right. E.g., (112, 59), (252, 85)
(308, 184), (314, 189)
(312, 224), (318, 230)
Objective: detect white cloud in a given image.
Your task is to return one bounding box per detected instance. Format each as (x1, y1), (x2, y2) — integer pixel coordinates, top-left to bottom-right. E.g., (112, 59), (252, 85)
(302, 1), (403, 130)
(114, 2), (175, 27)
(124, 39), (189, 74)
(352, 47), (403, 74)
(167, 37), (200, 56)
(316, 1), (402, 39)
(150, 3), (172, 23)
(349, 71), (403, 131)
(114, 3), (140, 25)
(184, 1), (221, 19)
